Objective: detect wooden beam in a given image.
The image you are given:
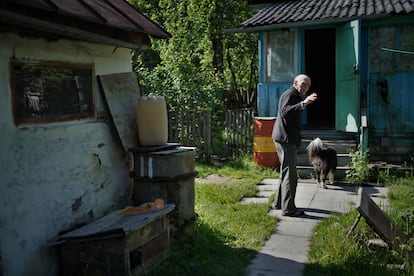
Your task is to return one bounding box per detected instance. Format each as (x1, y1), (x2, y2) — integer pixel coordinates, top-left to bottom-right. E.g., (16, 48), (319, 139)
(0, 10), (149, 50)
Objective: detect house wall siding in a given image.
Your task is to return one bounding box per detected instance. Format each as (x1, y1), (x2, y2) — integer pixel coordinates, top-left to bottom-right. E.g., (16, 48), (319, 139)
(363, 20), (414, 161)
(368, 72), (414, 133)
(255, 16), (414, 162)
(0, 33), (133, 275)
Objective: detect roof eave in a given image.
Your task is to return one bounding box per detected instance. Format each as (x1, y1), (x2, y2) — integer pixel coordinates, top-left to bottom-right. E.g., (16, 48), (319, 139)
(0, 10), (151, 50)
(225, 14), (395, 34)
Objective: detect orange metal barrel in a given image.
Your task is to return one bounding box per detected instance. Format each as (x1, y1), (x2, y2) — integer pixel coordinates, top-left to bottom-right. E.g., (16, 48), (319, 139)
(253, 117), (280, 168)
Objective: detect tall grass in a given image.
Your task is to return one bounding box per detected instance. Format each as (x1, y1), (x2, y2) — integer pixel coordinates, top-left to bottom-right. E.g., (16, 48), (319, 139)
(305, 176), (414, 275)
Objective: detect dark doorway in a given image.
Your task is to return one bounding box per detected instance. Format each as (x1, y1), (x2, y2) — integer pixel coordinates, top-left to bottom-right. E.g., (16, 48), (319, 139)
(304, 28), (336, 129)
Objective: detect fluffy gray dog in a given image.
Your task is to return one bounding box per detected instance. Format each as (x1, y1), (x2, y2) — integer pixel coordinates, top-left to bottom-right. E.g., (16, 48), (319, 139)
(306, 138), (337, 189)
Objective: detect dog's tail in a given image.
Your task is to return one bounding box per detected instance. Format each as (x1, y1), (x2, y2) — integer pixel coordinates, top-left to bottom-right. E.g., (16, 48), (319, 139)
(306, 137), (323, 160)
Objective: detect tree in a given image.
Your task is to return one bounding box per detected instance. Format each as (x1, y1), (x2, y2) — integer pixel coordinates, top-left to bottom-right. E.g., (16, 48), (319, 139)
(130, 0), (258, 111)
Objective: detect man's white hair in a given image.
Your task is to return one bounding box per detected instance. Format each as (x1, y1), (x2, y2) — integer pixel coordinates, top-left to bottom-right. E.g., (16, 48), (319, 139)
(294, 74), (310, 84)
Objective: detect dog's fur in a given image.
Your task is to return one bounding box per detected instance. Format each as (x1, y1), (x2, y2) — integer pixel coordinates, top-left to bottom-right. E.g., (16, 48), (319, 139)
(306, 138), (337, 188)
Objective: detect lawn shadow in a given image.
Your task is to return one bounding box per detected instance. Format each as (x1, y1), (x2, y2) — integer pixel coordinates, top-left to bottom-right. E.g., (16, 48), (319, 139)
(302, 208), (334, 220)
(145, 221), (259, 275)
(246, 252), (305, 276)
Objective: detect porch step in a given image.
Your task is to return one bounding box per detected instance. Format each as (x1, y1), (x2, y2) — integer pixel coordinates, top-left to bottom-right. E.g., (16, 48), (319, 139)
(301, 129), (358, 140)
(297, 130), (358, 179)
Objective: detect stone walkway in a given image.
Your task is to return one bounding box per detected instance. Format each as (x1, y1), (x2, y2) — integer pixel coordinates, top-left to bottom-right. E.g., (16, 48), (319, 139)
(242, 178), (389, 276)
(196, 175), (390, 275)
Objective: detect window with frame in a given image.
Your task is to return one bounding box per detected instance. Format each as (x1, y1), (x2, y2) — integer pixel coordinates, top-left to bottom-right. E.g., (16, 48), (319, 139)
(264, 29), (297, 82)
(12, 61), (94, 125)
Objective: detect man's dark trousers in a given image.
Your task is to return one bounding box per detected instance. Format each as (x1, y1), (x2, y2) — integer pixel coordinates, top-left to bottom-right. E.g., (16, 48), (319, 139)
(273, 142), (298, 213)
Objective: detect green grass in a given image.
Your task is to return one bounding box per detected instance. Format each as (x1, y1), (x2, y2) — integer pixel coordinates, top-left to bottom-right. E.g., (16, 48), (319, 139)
(306, 210), (405, 275)
(305, 177), (414, 276)
(388, 178), (414, 216)
(196, 154), (278, 180)
(146, 155), (414, 276)
(145, 156), (278, 275)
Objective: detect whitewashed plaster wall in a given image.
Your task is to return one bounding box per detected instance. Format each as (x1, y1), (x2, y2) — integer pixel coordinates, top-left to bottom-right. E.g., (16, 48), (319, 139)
(0, 33), (134, 276)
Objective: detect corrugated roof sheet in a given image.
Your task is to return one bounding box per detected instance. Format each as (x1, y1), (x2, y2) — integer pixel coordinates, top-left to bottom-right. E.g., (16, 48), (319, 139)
(0, 0), (170, 49)
(243, 0), (414, 27)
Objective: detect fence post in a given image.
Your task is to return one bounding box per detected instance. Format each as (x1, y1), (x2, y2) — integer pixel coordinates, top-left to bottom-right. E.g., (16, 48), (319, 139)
(203, 110), (211, 162)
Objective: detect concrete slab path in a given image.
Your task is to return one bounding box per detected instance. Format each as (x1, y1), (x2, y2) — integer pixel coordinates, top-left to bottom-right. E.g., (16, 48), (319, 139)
(245, 178), (389, 276)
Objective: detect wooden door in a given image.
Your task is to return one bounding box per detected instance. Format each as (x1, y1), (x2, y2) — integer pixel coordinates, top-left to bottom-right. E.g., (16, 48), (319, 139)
(336, 20), (360, 132)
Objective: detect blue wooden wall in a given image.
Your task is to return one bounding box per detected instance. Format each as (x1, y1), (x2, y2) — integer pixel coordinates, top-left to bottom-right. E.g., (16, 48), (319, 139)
(367, 72), (414, 147)
(257, 82), (291, 117)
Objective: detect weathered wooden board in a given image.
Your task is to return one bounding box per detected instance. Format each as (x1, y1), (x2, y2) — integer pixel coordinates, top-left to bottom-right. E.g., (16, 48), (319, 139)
(357, 187), (409, 253)
(57, 204), (175, 275)
(98, 72), (140, 150)
(59, 204), (175, 240)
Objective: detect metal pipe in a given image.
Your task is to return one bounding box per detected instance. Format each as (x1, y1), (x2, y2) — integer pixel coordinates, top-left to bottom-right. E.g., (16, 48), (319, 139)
(381, 47), (414, 55)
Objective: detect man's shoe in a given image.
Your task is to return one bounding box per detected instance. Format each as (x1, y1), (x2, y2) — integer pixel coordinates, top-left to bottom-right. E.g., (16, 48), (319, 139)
(270, 204), (281, 210)
(282, 210), (305, 217)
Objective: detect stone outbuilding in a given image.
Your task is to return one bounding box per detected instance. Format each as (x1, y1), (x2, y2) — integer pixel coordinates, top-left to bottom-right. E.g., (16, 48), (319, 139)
(0, 1), (171, 275)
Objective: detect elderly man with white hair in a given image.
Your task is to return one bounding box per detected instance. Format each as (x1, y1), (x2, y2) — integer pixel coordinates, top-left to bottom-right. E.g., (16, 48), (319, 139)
(271, 74), (317, 217)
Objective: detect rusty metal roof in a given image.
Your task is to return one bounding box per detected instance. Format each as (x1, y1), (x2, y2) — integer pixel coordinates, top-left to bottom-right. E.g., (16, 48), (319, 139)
(243, 0), (414, 29)
(0, 0), (170, 49)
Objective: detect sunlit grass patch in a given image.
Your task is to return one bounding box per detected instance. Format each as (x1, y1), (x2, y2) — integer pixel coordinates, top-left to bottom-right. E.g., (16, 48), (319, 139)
(305, 177), (414, 276)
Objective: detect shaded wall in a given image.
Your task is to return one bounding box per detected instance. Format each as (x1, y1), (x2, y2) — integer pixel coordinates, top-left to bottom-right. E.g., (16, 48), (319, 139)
(0, 33), (133, 275)
(367, 72), (414, 162)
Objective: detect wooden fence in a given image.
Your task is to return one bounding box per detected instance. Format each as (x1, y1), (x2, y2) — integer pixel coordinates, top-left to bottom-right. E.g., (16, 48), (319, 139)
(168, 108), (255, 161)
(168, 109), (211, 161)
(225, 108), (255, 157)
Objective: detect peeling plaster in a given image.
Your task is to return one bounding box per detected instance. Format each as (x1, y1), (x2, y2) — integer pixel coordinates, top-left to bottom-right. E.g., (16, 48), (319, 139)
(71, 197), (82, 212)
(93, 153), (102, 166)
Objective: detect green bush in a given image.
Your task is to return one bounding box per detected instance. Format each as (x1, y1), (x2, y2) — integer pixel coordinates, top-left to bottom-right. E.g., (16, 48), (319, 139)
(346, 146), (372, 184)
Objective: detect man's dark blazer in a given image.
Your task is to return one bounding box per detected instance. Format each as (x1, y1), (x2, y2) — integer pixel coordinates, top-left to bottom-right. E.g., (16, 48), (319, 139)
(271, 86), (304, 146)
